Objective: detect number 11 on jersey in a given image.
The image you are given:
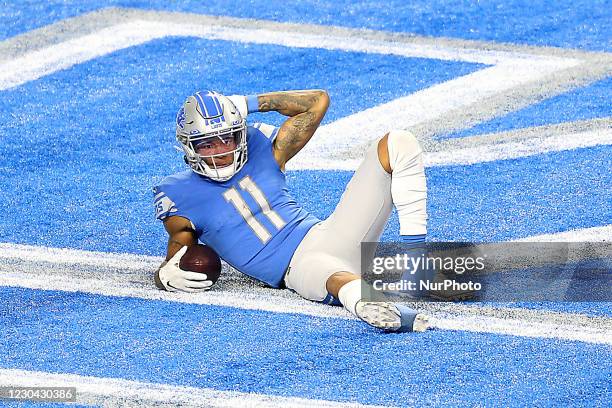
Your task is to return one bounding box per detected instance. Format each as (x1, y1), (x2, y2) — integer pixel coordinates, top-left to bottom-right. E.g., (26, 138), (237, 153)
(223, 176), (287, 243)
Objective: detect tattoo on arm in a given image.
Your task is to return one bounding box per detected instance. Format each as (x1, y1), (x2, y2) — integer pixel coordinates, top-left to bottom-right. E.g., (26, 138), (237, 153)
(258, 92), (319, 116)
(257, 90), (329, 167)
(274, 111), (317, 153)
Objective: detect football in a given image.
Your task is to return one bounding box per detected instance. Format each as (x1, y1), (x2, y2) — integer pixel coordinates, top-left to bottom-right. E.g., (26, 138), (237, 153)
(179, 244), (222, 284)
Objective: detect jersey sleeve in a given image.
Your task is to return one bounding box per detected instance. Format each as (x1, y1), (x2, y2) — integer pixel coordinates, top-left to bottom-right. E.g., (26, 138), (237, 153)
(152, 186), (179, 221)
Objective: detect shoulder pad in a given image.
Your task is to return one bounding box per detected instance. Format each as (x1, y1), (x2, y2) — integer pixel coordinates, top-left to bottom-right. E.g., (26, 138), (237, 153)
(252, 123), (279, 142)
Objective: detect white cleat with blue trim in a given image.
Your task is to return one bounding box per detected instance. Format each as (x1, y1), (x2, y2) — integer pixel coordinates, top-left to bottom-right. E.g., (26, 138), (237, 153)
(355, 302), (430, 332)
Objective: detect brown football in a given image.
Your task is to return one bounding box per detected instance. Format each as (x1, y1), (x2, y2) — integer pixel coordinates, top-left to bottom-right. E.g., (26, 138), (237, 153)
(179, 244), (222, 284)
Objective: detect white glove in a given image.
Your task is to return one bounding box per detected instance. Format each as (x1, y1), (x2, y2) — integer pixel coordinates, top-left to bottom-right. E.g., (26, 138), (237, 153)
(157, 246), (213, 293)
(227, 95), (248, 119)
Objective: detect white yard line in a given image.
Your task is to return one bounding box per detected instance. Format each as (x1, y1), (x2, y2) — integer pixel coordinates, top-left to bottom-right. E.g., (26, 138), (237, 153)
(428, 311), (610, 344)
(1, 225), (611, 345)
(2, 269), (608, 344)
(0, 368), (385, 408)
(515, 224), (612, 242)
(423, 127), (612, 167)
(0, 271), (348, 319)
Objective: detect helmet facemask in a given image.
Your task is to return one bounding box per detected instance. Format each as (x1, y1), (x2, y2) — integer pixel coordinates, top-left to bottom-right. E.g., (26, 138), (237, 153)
(176, 91), (248, 182)
(182, 128), (247, 181)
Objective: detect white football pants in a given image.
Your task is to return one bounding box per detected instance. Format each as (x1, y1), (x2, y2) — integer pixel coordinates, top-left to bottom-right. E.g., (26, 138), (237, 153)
(284, 130), (428, 301)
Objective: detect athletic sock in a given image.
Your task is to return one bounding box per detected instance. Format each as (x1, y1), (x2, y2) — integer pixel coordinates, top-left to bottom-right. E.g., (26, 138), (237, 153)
(337, 279), (363, 316)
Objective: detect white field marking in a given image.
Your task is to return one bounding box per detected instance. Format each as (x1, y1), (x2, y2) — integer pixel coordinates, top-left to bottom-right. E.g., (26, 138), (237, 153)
(0, 243), (161, 270)
(0, 18), (591, 169)
(428, 311), (610, 344)
(0, 243), (349, 319)
(0, 368), (385, 408)
(0, 19), (578, 91)
(296, 126), (612, 170)
(287, 58), (584, 170)
(515, 224), (612, 242)
(1, 238), (610, 345)
(423, 127), (612, 167)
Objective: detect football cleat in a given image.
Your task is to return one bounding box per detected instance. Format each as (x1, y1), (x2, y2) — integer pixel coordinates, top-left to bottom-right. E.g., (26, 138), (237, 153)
(355, 301), (430, 332)
(176, 90), (247, 182)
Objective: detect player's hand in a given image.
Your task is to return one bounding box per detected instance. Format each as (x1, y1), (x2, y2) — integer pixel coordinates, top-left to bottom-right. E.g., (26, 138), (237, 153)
(156, 246), (213, 293)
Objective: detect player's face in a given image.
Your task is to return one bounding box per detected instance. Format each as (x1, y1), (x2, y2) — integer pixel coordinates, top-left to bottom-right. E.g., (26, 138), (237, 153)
(195, 133), (238, 168)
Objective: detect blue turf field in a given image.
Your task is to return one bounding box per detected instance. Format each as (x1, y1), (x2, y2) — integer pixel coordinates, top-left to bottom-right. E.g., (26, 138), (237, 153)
(2, 287), (611, 406)
(1, 1), (611, 406)
(1, 0), (611, 51)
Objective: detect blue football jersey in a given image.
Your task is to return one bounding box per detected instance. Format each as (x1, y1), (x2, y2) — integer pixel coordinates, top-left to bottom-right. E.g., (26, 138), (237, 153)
(153, 123), (320, 287)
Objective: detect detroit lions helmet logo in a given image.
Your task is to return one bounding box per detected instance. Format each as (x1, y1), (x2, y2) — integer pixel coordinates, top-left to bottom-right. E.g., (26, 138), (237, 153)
(176, 107), (186, 130)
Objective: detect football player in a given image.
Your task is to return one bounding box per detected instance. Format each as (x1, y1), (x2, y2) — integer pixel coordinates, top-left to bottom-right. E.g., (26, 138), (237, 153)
(153, 90), (429, 332)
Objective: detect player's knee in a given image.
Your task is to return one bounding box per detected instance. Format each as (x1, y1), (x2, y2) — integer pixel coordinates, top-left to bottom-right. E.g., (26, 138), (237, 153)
(387, 130), (423, 172)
